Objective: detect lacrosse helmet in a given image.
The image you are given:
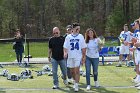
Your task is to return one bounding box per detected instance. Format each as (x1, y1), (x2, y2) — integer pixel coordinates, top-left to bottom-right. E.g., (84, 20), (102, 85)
(82, 72), (86, 77)
(80, 68), (84, 75)
(42, 65), (51, 72)
(2, 69), (9, 77)
(7, 73), (19, 81)
(36, 71), (43, 76)
(48, 72), (53, 76)
(20, 69), (31, 77)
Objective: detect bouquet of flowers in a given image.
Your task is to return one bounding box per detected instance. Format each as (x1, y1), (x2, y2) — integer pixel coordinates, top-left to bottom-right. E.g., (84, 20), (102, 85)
(98, 36), (105, 49)
(118, 37), (124, 43)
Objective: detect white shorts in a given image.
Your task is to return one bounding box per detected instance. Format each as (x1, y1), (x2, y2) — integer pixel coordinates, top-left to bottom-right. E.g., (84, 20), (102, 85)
(67, 58), (81, 68)
(135, 50), (140, 65)
(119, 45), (129, 54)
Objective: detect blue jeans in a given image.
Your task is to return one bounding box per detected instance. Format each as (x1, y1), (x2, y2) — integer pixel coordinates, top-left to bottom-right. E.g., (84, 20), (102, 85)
(51, 58), (67, 86)
(85, 56), (99, 85)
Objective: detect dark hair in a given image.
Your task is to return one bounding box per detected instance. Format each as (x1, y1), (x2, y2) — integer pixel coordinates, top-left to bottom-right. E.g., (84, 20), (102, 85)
(85, 28), (98, 43)
(72, 23), (80, 28)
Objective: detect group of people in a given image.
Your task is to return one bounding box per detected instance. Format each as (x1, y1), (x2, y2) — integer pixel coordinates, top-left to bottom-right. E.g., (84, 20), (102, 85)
(115, 18), (140, 89)
(13, 20), (140, 91)
(48, 23), (102, 91)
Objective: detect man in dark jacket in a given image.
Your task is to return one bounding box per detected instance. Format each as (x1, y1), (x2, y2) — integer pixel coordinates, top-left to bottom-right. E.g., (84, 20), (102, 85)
(48, 27), (68, 89)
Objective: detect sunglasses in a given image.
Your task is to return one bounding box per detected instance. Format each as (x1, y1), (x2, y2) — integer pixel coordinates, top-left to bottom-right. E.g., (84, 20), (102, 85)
(53, 32), (58, 35)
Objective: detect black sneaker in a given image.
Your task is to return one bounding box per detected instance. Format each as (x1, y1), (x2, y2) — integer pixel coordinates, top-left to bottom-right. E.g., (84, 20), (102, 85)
(116, 64), (122, 67)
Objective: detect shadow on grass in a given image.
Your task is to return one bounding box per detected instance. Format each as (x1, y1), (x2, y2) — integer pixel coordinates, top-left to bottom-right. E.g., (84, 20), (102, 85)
(0, 91), (6, 93)
(78, 82), (120, 93)
(92, 87), (120, 93)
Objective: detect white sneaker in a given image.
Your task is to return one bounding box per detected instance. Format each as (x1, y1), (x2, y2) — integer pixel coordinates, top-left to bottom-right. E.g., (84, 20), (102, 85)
(86, 85), (91, 90)
(63, 80), (68, 85)
(52, 85), (59, 89)
(134, 78), (140, 83)
(74, 83), (79, 92)
(135, 83), (140, 87)
(137, 86), (140, 89)
(95, 81), (99, 87)
(73, 84), (75, 89)
(68, 79), (73, 84)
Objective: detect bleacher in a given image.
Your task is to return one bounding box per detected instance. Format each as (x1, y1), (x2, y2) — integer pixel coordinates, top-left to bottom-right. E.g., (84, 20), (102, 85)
(99, 46), (120, 65)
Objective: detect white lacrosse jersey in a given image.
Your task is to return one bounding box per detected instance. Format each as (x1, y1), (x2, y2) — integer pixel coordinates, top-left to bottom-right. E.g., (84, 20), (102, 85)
(63, 33), (86, 58)
(135, 31), (140, 51)
(119, 31), (132, 45)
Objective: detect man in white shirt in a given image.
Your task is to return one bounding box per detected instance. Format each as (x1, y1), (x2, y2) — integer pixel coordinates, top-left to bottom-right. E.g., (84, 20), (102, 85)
(63, 23), (86, 92)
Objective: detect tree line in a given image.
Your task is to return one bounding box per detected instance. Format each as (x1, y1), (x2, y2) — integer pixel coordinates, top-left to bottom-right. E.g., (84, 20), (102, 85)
(0, 0), (139, 38)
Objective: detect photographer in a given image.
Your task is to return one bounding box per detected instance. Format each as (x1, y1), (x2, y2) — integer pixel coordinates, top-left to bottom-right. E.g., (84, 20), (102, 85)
(13, 29), (24, 65)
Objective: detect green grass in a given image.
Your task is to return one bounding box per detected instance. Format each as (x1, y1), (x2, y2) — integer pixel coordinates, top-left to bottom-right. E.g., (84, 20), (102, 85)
(0, 63), (138, 93)
(105, 40), (119, 47)
(0, 43), (16, 62)
(0, 42), (48, 62)
(0, 40), (118, 62)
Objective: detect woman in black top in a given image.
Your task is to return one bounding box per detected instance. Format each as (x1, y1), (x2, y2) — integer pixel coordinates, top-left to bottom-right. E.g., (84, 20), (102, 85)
(13, 29), (24, 65)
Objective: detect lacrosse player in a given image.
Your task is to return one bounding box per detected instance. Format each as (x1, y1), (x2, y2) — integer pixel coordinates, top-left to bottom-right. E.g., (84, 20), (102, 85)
(130, 20), (140, 87)
(63, 23), (86, 92)
(116, 24), (132, 67)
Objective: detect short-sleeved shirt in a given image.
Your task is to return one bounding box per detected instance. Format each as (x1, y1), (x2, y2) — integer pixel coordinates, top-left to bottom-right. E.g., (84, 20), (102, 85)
(119, 31), (132, 45)
(63, 33), (86, 59)
(49, 36), (65, 61)
(86, 38), (99, 58)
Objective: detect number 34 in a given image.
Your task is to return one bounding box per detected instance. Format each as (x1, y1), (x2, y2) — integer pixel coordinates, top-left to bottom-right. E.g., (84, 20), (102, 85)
(70, 42), (79, 50)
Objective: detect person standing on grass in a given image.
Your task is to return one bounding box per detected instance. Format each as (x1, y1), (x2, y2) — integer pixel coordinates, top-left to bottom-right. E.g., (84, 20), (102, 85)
(116, 24), (132, 67)
(48, 27), (68, 89)
(13, 29), (24, 66)
(85, 28), (100, 90)
(63, 25), (73, 84)
(130, 20), (140, 85)
(63, 23), (86, 92)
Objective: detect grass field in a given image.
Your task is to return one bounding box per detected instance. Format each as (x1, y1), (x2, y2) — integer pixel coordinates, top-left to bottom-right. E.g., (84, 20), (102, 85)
(0, 63), (138, 93)
(0, 42), (48, 62)
(0, 40), (118, 62)
(0, 40), (139, 93)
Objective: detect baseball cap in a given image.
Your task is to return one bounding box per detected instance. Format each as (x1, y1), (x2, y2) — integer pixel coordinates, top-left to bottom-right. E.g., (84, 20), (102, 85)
(130, 23), (135, 27)
(66, 25), (72, 30)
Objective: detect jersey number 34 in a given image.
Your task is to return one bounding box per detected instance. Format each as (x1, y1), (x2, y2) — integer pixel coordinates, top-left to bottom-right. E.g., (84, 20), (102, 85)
(70, 42), (79, 50)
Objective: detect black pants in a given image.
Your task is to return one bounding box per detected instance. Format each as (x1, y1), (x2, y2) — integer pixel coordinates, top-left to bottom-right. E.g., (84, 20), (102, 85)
(16, 52), (22, 63)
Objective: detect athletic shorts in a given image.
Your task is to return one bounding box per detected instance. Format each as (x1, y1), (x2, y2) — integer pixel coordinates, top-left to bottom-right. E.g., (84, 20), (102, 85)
(119, 45), (129, 54)
(67, 58), (81, 68)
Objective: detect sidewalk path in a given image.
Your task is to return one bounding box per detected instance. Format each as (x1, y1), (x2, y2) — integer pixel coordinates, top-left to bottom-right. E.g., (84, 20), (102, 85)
(0, 57), (119, 65)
